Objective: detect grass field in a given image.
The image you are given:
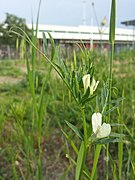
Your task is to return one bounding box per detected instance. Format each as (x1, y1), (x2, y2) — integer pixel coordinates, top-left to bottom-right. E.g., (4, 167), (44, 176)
(0, 48), (134, 179)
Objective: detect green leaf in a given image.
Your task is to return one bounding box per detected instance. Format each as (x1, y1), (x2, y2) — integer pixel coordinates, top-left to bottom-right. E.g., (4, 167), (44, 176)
(71, 70), (75, 87)
(71, 71), (79, 98)
(131, 162), (135, 176)
(93, 137), (124, 145)
(118, 141), (123, 179)
(53, 62), (65, 78)
(109, 0), (116, 44)
(62, 61), (70, 80)
(109, 132), (125, 138)
(79, 87), (90, 104)
(65, 121), (83, 140)
(61, 164), (73, 180)
(35, 0), (41, 37)
(103, 104), (120, 115)
(38, 77), (48, 128)
(65, 151), (91, 180)
(75, 142), (85, 180)
(42, 32), (48, 53)
(91, 145), (102, 180)
(107, 97), (125, 105)
(73, 50), (77, 68)
(101, 83), (108, 108)
(111, 123), (125, 127)
(96, 96), (101, 112)
(80, 93), (96, 106)
(61, 129), (78, 154)
(26, 53), (35, 97)
(48, 32), (55, 61)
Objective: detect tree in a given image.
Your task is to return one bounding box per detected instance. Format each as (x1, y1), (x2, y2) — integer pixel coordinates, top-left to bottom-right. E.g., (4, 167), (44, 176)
(0, 13), (31, 47)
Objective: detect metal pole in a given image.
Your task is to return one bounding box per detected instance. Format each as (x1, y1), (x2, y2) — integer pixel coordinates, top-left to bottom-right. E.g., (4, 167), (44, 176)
(82, 0), (86, 25)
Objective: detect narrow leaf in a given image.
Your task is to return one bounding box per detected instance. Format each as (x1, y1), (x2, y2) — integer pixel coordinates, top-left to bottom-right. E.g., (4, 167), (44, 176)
(80, 94), (96, 106)
(65, 121), (83, 140)
(107, 97), (125, 105)
(109, 0), (116, 44)
(79, 87), (90, 104)
(53, 62), (65, 78)
(62, 60), (70, 79)
(75, 142), (85, 180)
(94, 138), (124, 145)
(109, 132), (125, 138)
(91, 145), (102, 180)
(42, 32), (48, 53)
(48, 32), (55, 61)
(61, 129), (78, 154)
(103, 104), (120, 115)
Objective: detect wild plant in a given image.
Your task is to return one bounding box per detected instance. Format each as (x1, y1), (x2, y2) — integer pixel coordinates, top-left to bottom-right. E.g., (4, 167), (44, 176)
(8, 0), (135, 179)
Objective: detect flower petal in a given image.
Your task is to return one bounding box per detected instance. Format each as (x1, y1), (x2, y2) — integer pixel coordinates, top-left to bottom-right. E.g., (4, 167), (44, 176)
(92, 113), (102, 134)
(93, 81), (99, 92)
(90, 78), (99, 95)
(82, 74), (90, 93)
(96, 123), (111, 138)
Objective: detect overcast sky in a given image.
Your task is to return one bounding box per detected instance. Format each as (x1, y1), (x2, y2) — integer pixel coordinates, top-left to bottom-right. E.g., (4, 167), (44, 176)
(0, 0), (135, 28)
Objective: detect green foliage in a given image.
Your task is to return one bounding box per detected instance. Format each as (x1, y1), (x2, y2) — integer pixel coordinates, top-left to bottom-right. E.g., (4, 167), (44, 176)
(0, 48), (134, 179)
(109, 0), (116, 44)
(75, 142), (85, 180)
(0, 60), (24, 77)
(91, 145), (102, 180)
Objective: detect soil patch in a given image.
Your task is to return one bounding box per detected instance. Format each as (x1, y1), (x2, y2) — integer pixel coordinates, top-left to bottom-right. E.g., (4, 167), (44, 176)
(0, 76), (22, 84)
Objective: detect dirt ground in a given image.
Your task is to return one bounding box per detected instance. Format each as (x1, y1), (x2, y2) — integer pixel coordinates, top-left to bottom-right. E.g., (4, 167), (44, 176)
(0, 66), (27, 84)
(0, 76), (22, 84)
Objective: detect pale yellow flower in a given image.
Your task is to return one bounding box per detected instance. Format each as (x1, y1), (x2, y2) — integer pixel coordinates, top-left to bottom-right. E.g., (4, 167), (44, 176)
(82, 74), (99, 95)
(92, 112), (111, 138)
(82, 74), (90, 93)
(90, 78), (99, 95)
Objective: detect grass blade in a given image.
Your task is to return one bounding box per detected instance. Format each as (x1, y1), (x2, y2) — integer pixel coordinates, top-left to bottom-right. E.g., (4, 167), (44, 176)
(75, 141), (85, 180)
(109, 0), (116, 44)
(61, 129), (79, 154)
(91, 145), (102, 180)
(65, 120), (83, 140)
(48, 32), (55, 61)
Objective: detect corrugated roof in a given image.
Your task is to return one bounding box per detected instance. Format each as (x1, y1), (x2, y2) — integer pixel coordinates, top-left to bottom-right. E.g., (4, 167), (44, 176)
(121, 20), (135, 26)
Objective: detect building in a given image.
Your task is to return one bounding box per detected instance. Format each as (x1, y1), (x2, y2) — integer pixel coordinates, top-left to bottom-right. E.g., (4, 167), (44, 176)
(29, 24), (134, 54)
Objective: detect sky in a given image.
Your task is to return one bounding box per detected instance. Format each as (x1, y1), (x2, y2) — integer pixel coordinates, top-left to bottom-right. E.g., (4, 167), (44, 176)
(0, 0), (135, 28)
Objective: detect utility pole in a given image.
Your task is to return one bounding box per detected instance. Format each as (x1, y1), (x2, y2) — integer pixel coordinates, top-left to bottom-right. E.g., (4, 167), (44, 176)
(82, 0), (86, 25)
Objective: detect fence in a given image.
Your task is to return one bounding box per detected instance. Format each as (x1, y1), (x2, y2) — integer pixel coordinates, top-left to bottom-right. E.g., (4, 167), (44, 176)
(0, 45), (19, 59)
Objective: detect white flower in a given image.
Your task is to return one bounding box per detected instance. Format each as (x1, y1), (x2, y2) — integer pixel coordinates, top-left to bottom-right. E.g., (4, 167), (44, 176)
(92, 113), (111, 138)
(82, 74), (90, 93)
(82, 74), (99, 95)
(90, 78), (99, 95)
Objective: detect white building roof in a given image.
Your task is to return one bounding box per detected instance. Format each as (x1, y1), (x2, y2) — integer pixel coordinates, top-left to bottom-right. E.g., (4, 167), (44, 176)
(28, 24), (134, 42)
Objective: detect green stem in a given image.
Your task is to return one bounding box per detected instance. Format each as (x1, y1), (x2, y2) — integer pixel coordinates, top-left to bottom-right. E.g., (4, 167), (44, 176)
(91, 145), (102, 180)
(109, 43), (114, 110)
(81, 107), (88, 146)
(10, 28), (80, 107)
(75, 107), (88, 180)
(106, 144), (109, 180)
(107, 0), (116, 178)
(106, 43), (114, 180)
